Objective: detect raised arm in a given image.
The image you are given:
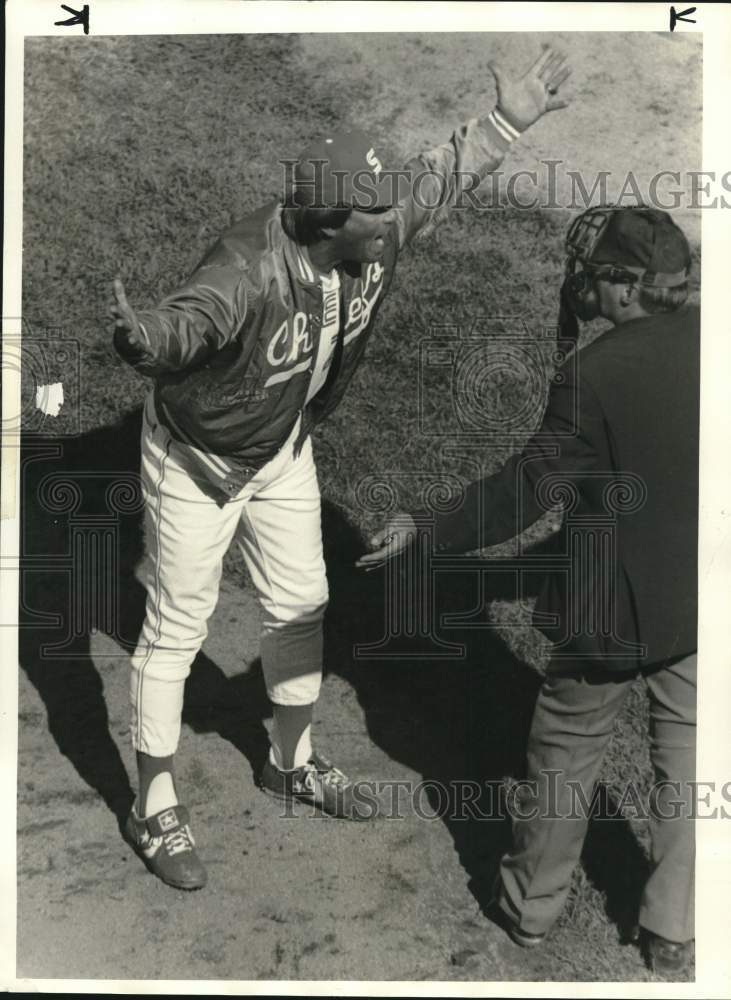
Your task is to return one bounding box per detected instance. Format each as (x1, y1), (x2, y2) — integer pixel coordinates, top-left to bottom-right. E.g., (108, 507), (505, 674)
(395, 45), (571, 247)
(109, 261), (248, 376)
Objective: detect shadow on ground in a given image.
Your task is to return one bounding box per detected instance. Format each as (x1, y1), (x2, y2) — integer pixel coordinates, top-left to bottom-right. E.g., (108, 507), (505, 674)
(19, 410), (648, 938)
(18, 409), (272, 832)
(319, 501), (650, 934)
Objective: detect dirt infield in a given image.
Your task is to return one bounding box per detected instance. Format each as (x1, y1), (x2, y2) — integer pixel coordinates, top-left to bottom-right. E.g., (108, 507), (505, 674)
(17, 564), (660, 982)
(17, 31), (701, 983)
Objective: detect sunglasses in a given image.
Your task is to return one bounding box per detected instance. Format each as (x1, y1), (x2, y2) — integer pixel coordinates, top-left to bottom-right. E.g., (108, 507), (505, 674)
(355, 205), (393, 216)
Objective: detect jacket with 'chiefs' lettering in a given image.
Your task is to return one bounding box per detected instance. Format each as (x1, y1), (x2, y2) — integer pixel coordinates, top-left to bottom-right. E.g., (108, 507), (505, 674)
(118, 113), (514, 499)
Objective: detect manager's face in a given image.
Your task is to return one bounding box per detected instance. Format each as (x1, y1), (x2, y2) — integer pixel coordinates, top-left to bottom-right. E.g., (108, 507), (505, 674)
(332, 206), (397, 263)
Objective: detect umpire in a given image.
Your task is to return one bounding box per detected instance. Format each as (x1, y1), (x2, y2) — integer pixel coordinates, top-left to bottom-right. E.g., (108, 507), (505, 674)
(109, 49), (571, 890)
(361, 204), (698, 975)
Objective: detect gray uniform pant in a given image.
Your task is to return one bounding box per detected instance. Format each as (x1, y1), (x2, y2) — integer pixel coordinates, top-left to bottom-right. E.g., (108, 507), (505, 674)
(498, 652), (696, 942)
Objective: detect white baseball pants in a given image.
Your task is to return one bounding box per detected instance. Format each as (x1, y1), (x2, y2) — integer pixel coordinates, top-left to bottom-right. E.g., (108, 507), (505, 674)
(131, 393), (328, 756)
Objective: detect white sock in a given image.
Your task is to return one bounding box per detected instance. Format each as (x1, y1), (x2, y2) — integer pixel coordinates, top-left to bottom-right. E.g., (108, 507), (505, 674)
(143, 772), (179, 817)
(269, 721), (313, 771)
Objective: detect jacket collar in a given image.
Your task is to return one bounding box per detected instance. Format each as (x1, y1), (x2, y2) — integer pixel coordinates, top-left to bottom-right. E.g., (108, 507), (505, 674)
(269, 204), (322, 292)
(608, 308), (688, 337)
(274, 203), (365, 289)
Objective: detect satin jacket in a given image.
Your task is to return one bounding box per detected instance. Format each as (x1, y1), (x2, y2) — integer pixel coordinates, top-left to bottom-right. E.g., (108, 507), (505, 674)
(116, 114), (514, 498)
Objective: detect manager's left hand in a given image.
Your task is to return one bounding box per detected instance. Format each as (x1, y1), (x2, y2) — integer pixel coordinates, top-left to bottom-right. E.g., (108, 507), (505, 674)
(489, 45), (571, 131)
(356, 512), (418, 571)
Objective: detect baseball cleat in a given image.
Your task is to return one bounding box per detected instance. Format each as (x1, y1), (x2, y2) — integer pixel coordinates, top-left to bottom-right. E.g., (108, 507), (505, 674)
(124, 803), (208, 890)
(259, 751), (377, 820)
(640, 928), (693, 976)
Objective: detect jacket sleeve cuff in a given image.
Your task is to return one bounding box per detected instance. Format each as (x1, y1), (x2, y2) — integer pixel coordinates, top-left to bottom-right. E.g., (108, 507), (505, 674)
(430, 508), (480, 555)
(483, 107), (524, 151)
(113, 326), (153, 367)
(410, 505), (480, 556)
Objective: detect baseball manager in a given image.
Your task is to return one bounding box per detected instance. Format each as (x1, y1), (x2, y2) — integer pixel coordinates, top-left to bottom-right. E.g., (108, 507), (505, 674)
(109, 47), (571, 891)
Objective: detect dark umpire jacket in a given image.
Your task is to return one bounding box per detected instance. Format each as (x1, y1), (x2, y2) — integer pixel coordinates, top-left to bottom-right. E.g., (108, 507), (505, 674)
(430, 306), (700, 670)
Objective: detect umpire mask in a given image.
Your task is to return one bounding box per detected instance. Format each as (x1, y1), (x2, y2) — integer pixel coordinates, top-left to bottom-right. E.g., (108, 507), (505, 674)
(560, 265), (601, 322)
(557, 207), (611, 343)
(560, 205), (643, 329)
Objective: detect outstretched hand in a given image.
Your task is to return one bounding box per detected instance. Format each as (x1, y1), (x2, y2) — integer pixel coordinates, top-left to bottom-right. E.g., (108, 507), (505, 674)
(109, 278), (146, 357)
(489, 45), (571, 131)
(355, 512), (418, 572)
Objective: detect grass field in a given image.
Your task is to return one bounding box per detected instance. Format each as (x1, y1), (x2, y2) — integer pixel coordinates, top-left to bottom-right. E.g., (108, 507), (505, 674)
(18, 32), (701, 982)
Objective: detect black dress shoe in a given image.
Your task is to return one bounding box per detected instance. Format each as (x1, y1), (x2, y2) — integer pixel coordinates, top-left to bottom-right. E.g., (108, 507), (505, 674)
(640, 927), (693, 975)
(501, 916), (547, 949)
(487, 876), (547, 949)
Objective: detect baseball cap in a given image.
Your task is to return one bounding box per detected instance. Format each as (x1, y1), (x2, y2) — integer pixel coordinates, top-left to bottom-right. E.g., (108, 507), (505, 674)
(587, 206), (691, 288)
(285, 129), (393, 211)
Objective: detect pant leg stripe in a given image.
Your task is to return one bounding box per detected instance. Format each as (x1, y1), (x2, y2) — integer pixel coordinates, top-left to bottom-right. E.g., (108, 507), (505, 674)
(135, 429), (172, 750)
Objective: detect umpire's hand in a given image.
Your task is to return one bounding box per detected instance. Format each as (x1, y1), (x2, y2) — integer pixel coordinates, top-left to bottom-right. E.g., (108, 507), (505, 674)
(489, 45), (571, 131)
(356, 512), (418, 572)
(109, 277), (147, 360)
